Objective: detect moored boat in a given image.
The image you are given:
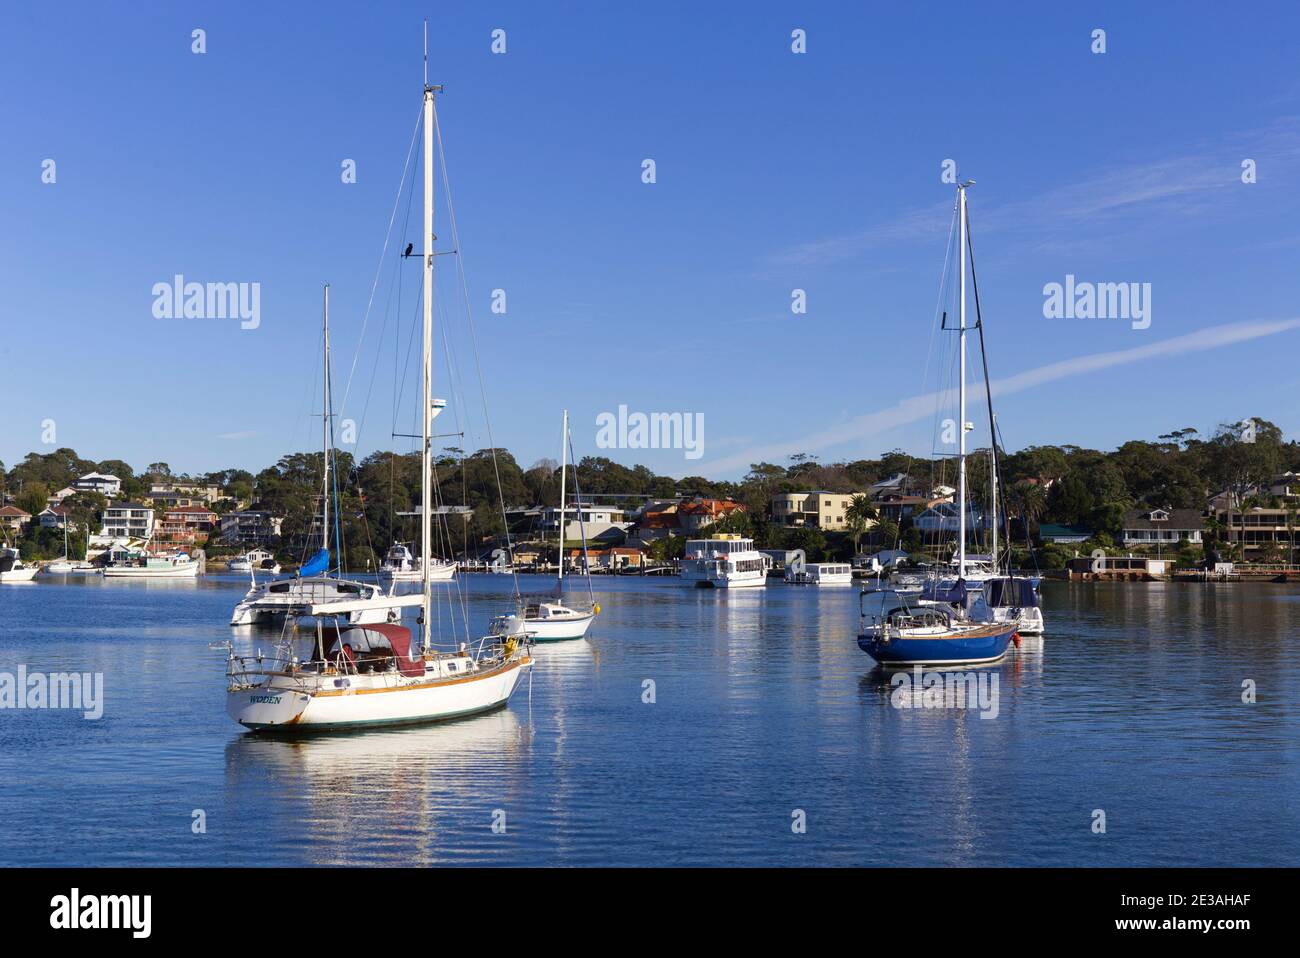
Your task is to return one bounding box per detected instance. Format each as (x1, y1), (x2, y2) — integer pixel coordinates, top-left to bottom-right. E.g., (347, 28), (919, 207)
(681, 534), (771, 588)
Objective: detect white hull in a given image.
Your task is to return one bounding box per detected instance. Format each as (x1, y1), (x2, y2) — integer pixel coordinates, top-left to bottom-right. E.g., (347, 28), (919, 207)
(103, 561), (199, 578)
(681, 568), (767, 588)
(494, 610), (595, 642)
(45, 561), (75, 574)
(990, 605), (1045, 636)
(379, 562), (457, 583)
(227, 656), (530, 730)
(0, 567), (39, 583)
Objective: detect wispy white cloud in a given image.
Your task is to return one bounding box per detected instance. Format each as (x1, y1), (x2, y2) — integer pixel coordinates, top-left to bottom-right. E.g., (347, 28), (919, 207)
(216, 430), (258, 441)
(699, 318), (1300, 475)
(765, 118), (1300, 269)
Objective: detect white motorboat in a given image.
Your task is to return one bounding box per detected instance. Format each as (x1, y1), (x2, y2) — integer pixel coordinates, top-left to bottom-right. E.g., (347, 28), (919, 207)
(490, 410), (598, 641)
(378, 542), (456, 583)
(223, 66), (531, 729)
(229, 550), (281, 575)
(680, 534), (771, 588)
(0, 547), (39, 583)
(785, 561), (854, 585)
(103, 551), (199, 578)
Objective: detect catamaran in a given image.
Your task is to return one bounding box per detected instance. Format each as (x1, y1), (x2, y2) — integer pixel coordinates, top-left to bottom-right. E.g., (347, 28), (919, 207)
(230, 287), (394, 627)
(490, 410), (598, 642)
(223, 50), (531, 729)
(858, 181), (1020, 666)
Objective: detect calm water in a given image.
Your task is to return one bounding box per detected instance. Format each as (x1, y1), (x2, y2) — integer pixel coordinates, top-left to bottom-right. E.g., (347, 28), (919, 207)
(0, 573), (1297, 866)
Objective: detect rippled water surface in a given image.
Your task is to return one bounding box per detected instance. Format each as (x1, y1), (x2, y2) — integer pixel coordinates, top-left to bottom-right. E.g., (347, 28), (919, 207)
(0, 574), (1297, 865)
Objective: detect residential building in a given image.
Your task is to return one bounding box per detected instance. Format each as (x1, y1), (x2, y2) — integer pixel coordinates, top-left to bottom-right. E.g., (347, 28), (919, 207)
(72, 472), (122, 497)
(46, 486), (77, 507)
(1215, 505), (1300, 559)
(156, 505), (219, 545)
(867, 473), (927, 499)
(220, 510), (284, 546)
(569, 546), (644, 572)
(872, 494), (929, 524)
(38, 505), (71, 530)
(541, 504), (629, 544)
(913, 502), (993, 534)
(770, 491), (869, 530)
(1120, 508), (1205, 549)
(99, 501), (154, 540)
(630, 503), (681, 542)
(0, 505), (31, 535)
(677, 498), (745, 532)
(148, 482), (222, 508)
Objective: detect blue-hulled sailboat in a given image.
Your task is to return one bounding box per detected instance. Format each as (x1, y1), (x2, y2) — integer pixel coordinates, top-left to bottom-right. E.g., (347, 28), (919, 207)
(857, 181), (1021, 667)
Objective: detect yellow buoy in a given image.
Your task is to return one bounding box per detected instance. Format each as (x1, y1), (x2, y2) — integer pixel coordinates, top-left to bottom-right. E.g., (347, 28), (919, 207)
(593, 603), (601, 615)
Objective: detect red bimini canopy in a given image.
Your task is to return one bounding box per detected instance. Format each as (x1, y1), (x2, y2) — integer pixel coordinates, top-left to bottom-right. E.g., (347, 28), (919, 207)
(340, 623), (424, 677)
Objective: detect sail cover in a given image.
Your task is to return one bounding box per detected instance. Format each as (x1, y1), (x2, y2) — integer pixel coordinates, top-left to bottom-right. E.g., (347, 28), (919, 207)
(297, 548), (330, 578)
(986, 577), (1040, 608)
(921, 579), (968, 604)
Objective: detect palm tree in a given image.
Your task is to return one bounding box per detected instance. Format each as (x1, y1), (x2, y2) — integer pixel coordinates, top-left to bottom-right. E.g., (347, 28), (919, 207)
(844, 494), (877, 554)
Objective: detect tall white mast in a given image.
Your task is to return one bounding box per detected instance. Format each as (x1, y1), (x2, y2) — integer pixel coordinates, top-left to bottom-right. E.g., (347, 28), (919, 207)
(557, 410), (568, 592)
(322, 283), (331, 559)
(957, 184), (968, 579)
(420, 72), (437, 650)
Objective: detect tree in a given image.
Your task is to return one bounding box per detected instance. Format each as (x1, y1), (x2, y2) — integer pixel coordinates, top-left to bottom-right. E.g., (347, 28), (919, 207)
(844, 494), (877, 553)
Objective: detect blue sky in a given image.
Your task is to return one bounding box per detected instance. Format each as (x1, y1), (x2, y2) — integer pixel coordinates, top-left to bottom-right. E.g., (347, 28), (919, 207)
(3, 1), (1300, 481)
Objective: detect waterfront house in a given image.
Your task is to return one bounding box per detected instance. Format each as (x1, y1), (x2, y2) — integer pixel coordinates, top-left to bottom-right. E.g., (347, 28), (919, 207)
(157, 505), (218, 545)
(1065, 554), (1175, 581)
(913, 501), (992, 534)
(72, 472), (122, 497)
(871, 493), (929, 524)
(541, 503), (630, 544)
(677, 497), (745, 532)
(1038, 523), (1093, 544)
(629, 502), (681, 543)
(1214, 505), (1300, 560)
(149, 482), (222, 509)
(99, 501), (154, 540)
(770, 491), (869, 531)
(37, 505), (71, 530)
(0, 505), (31, 535)
(220, 510), (283, 546)
(1120, 508), (1204, 549)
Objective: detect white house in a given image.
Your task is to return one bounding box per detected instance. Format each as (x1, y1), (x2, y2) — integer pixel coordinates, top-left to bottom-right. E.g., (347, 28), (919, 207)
(99, 501), (154, 540)
(1120, 507), (1205, 548)
(73, 472), (122, 497)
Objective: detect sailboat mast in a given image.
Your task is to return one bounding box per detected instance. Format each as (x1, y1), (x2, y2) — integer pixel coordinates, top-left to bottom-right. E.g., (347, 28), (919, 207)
(957, 183), (968, 578)
(557, 409), (568, 591)
(420, 80), (436, 649)
(322, 284), (331, 559)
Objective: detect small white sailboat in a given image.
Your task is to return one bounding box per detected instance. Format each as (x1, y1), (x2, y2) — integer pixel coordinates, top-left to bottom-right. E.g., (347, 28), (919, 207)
(45, 522), (75, 574)
(224, 66), (531, 729)
(490, 410), (598, 642)
(0, 546), (39, 583)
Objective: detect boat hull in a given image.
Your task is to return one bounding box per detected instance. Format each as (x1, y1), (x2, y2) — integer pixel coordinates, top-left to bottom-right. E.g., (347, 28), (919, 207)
(858, 624), (1018, 666)
(228, 658), (529, 732)
(496, 611), (595, 642)
(379, 563), (457, 583)
(102, 563), (199, 578)
(0, 567), (39, 583)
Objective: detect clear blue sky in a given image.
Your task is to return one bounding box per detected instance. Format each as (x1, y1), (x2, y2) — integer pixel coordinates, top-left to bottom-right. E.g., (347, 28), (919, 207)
(3, 1), (1299, 481)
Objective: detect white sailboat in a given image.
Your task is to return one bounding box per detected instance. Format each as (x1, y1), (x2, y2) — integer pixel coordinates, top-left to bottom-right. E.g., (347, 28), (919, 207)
(231, 286), (394, 626)
(490, 410), (598, 642)
(223, 55), (531, 729)
(45, 521), (75, 574)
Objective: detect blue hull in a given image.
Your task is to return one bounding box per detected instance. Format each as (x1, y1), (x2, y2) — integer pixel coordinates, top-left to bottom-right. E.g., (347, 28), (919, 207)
(858, 626), (1017, 666)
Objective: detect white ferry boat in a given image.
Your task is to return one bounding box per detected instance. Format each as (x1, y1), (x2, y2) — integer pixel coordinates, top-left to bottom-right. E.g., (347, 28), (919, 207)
(785, 562), (854, 585)
(680, 534), (771, 588)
